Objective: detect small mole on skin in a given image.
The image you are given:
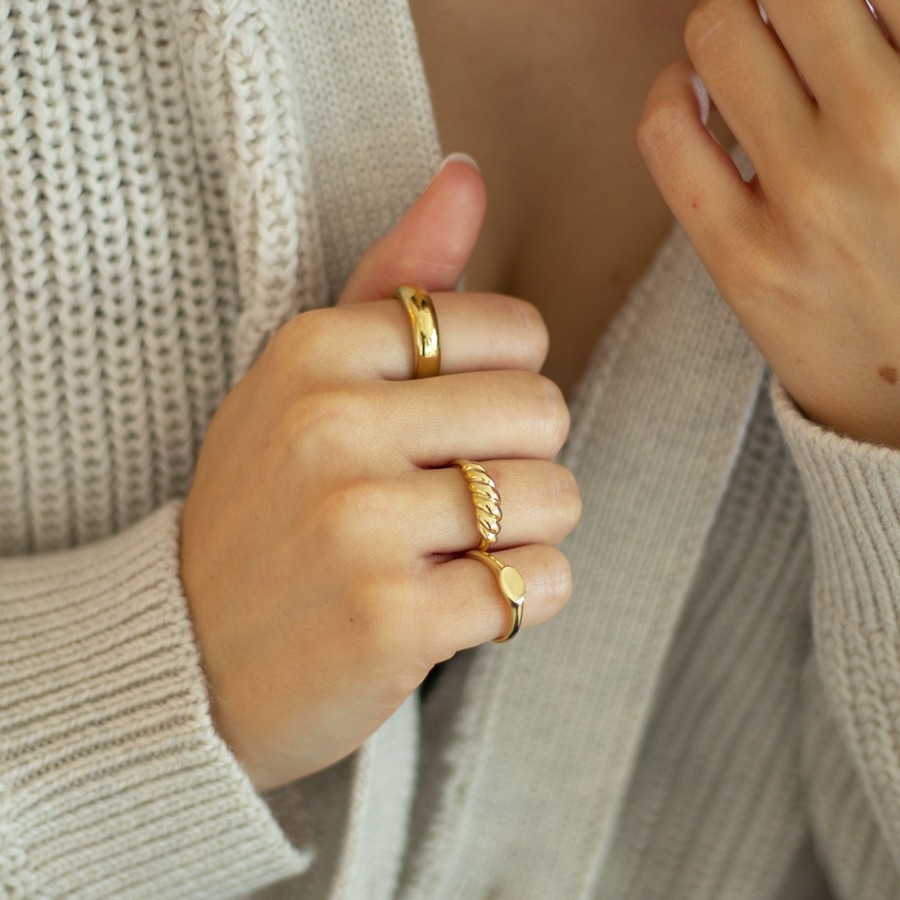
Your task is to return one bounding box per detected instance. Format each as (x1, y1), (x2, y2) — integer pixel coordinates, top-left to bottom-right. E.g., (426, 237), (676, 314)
(878, 365), (898, 385)
(691, 200), (700, 210)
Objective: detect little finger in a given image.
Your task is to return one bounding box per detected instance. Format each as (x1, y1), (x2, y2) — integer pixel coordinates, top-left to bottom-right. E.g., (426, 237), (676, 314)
(421, 545), (572, 655)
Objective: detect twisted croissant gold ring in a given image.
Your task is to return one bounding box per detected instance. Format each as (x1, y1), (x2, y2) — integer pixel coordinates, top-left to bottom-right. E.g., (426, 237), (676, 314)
(394, 284), (440, 379)
(453, 459), (502, 551)
(465, 550), (525, 643)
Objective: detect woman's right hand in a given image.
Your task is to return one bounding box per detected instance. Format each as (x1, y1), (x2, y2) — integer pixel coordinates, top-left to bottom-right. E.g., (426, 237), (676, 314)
(179, 158), (582, 792)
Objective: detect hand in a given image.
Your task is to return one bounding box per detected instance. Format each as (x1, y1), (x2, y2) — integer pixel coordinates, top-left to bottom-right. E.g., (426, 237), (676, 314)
(639, 0), (900, 447)
(180, 159), (581, 791)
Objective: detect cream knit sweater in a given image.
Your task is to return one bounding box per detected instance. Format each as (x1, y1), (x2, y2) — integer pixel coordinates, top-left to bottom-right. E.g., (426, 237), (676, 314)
(3, 2), (900, 899)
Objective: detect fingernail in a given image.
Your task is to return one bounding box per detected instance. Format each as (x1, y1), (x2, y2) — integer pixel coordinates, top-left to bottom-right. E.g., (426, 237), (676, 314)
(438, 152), (480, 174)
(691, 73), (710, 126)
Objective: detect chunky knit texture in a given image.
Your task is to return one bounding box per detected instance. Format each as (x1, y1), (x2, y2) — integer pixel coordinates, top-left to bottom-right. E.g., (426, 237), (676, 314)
(5, 2), (900, 899)
(0, 1), (435, 896)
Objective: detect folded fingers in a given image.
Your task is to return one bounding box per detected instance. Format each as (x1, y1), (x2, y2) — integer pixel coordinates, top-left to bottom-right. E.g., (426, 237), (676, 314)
(760, 0), (900, 115)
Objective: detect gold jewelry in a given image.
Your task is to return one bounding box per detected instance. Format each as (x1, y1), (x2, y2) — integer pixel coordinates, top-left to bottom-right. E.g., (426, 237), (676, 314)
(394, 284), (440, 379)
(452, 459), (501, 551)
(465, 550), (525, 643)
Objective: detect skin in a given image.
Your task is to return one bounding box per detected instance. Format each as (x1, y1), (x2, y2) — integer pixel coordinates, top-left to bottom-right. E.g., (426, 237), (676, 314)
(410, 0), (729, 397)
(641, 0), (900, 447)
(182, 0), (900, 789)
(182, 164), (580, 790)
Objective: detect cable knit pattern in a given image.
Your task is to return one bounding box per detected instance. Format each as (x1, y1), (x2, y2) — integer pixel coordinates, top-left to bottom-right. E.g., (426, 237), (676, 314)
(0, 0), (329, 894)
(0, 1), (438, 895)
(167, 0), (328, 374)
(0, 0), (234, 553)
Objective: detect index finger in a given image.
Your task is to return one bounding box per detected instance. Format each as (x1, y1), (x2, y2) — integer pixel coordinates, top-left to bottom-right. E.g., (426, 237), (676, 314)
(302, 292), (550, 381)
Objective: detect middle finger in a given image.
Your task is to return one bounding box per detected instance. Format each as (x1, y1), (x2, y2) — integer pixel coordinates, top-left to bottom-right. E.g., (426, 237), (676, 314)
(685, 0), (815, 174)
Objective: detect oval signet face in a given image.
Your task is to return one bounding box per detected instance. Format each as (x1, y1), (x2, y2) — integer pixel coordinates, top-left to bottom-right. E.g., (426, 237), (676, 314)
(499, 566), (526, 605)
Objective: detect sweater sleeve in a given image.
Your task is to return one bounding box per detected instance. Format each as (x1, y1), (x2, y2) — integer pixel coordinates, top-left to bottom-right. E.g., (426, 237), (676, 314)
(771, 379), (900, 879)
(0, 500), (311, 899)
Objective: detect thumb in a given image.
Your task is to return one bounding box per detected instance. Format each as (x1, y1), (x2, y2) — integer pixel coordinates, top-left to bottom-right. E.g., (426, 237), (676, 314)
(338, 154), (486, 306)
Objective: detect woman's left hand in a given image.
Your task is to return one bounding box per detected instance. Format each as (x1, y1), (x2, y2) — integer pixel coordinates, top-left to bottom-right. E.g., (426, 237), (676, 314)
(638, 0), (900, 447)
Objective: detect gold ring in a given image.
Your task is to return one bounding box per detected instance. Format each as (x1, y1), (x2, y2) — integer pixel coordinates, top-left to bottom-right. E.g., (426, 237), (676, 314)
(452, 459), (501, 551)
(394, 284), (440, 379)
(464, 550), (525, 643)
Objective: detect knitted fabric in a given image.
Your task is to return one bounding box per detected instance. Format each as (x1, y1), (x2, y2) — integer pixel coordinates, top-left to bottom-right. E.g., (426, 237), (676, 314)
(0, 1), (433, 896)
(5, 2), (900, 899)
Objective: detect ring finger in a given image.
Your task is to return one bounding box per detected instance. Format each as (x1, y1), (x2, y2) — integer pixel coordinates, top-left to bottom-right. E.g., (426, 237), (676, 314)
(402, 459), (582, 555)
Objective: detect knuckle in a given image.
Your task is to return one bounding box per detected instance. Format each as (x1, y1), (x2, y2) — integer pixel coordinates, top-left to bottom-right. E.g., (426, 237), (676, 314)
(552, 464), (583, 531)
(284, 386), (372, 467)
(535, 376), (571, 450)
(684, 0), (735, 58)
(508, 296), (550, 367)
(260, 324), (293, 377)
(474, 294), (550, 371)
(311, 385), (369, 433)
(318, 479), (386, 546)
(853, 100), (900, 174)
(636, 97), (690, 159)
(265, 308), (342, 379)
(539, 548), (574, 618)
(729, 232), (804, 314)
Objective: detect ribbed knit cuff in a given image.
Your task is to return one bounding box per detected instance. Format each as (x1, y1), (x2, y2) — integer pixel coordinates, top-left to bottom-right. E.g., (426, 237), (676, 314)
(0, 501), (311, 899)
(772, 379), (900, 854)
(771, 379), (900, 593)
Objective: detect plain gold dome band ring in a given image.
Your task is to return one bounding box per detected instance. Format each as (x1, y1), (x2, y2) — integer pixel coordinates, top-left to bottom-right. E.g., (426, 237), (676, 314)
(465, 550), (526, 644)
(394, 284), (440, 379)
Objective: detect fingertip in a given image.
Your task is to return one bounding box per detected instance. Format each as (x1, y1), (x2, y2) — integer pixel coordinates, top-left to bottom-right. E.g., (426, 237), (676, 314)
(515, 545), (573, 627)
(438, 152), (481, 175)
(636, 60), (699, 162)
(338, 153), (487, 306)
(385, 156), (487, 291)
(422, 153), (487, 244)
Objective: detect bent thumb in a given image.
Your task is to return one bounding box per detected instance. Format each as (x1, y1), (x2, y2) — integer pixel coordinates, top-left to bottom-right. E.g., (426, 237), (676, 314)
(338, 154), (486, 306)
